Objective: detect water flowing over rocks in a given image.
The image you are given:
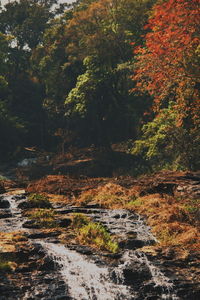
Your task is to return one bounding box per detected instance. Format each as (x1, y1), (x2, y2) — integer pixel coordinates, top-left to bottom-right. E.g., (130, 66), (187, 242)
(0, 190), (199, 299)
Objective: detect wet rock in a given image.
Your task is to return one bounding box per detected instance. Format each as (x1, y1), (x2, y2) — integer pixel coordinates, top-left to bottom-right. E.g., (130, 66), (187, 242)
(12, 194), (27, 201)
(27, 231), (60, 239)
(57, 218), (72, 228)
(39, 257), (55, 271)
(122, 262), (151, 285)
(55, 295), (71, 300)
(22, 220), (40, 229)
(18, 201), (29, 209)
(101, 252), (122, 259)
(113, 213), (127, 219)
(0, 197), (10, 208)
(85, 202), (101, 208)
(0, 210), (12, 218)
(119, 239), (148, 250)
(68, 245), (93, 255)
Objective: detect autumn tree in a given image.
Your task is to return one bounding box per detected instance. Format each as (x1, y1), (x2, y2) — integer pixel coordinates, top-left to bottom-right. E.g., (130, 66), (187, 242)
(133, 0), (200, 169)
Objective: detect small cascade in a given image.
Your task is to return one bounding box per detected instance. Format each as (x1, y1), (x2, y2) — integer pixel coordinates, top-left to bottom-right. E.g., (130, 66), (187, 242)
(90, 209), (156, 245)
(0, 193), (26, 232)
(38, 241), (134, 300)
(0, 193), (180, 300)
(121, 251), (179, 300)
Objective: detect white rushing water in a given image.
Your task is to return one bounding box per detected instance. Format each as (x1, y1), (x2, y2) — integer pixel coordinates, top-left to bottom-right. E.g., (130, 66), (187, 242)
(89, 209), (157, 244)
(122, 251), (179, 300)
(39, 241), (134, 300)
(0, 193), (26, 232)
(0, 194), (179, 300)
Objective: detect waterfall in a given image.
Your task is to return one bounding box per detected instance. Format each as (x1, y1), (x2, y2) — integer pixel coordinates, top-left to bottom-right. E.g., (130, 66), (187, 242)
(0, 193), (25, 232)
(0, 193), (179, 300)
(38, 241), (134, 300)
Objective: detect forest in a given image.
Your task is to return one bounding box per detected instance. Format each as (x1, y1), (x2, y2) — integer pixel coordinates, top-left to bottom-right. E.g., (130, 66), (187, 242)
(0, 1), (200, 299)
(0, 0), (199, 172)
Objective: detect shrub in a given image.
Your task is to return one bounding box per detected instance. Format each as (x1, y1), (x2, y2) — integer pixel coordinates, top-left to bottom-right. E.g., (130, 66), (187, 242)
(27, 193), (52, 208)
(28, 208), (56, 228)
(71, 213), (90, 229)
(77, 221), (119, 253)
(0, 260), (12, 272)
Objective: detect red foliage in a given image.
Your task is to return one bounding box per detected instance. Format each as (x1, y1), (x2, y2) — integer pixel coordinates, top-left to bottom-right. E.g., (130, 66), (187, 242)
(133, 0), (200, 124)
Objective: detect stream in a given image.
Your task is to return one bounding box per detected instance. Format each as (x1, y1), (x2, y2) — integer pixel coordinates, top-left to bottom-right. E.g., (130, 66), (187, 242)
(0, 192), (180, 300)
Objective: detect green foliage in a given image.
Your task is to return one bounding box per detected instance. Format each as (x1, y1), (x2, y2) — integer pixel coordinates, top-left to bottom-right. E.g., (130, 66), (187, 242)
(127, 198), (144, 208)
(183, 205), (198, 214)
(71, 213), (90, 228)
(0, 0), (58, 49)
(28, 208), (56, 228)
(78, 222), (119, 253)
(132, 103), (200, 170)
(27, 193), (52, 208)
(71, 213), (119, 253)
(0, 260), (12, 273)
(1, 0), (198, 174)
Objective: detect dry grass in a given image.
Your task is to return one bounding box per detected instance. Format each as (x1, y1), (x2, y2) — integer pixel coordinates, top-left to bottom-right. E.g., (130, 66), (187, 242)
(77, 185), (200, 256)
(77, 183), (131, 208)
(125, 193), (200, 253)
(0, 232), (28, 253)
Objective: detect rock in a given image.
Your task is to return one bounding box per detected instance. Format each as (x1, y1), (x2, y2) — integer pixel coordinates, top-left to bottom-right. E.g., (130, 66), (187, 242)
(113, 213), (127, 219)
(57, 218), (72, 228)
(12, 194), (26, 201)
(101, 252), (122, 259)
(68, 245), (93, 255)
(118, 239), (148, 250)
(85, 202), (101, 208)
(0, 210), (12, 218)
(55, 296), (71, 300)
(22, 220), (40, 229)
(18, 201), (29, 209)
(0, 197), (10, 208)
(122, 262), (151, 285)
(27, 231), (60, 239)
(39, 257), (55, 271)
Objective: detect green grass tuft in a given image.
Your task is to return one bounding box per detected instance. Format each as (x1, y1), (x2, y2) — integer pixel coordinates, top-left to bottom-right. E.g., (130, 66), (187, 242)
(28, 208), (56, 228)
(71, 214), (119, 253)
(28, 193), (52, 208)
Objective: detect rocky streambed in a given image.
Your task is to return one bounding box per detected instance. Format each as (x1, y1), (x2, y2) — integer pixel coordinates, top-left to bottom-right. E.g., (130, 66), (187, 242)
(0, 191), (199, 300)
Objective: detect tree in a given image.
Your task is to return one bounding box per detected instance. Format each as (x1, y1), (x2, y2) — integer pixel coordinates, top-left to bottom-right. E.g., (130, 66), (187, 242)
(0, 0), (59, 151)
(133, 0), (200, 169)
(0, 33), (24, 158)
(64, 0), (155, 146)
(0, 0), (58, 49)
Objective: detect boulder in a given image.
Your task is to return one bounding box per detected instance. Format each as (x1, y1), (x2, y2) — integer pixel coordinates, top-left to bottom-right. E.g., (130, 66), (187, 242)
(0, 197), (10, 208)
